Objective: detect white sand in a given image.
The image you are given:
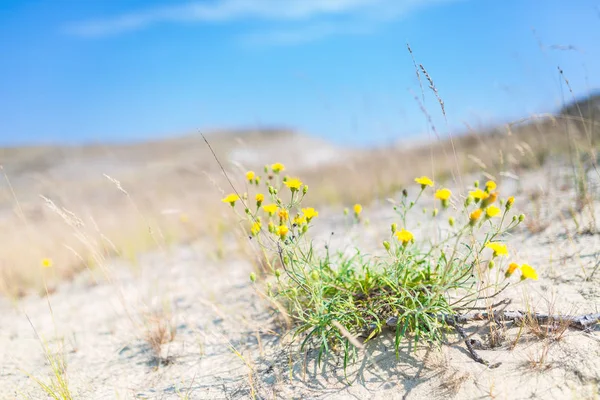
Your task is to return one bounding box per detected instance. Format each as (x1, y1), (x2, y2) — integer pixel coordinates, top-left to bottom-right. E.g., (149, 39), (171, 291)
(1, 161), (600, 399)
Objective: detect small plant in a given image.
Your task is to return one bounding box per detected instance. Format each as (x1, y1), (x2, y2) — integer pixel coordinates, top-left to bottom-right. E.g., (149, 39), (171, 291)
(221, 163), (537, 370)
(143, 309), (177, 365)
(23, 319), (74, 400)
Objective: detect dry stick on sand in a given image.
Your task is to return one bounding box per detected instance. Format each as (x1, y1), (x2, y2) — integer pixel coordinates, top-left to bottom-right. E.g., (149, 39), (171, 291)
(383, 310), (600, 368)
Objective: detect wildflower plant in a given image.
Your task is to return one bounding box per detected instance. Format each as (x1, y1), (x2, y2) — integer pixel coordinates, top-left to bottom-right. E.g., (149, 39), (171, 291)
(221, 164), (537, 370)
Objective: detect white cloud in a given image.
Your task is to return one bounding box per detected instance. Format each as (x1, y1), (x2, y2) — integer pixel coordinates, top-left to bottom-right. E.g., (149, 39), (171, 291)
(65, 0), (457, 41)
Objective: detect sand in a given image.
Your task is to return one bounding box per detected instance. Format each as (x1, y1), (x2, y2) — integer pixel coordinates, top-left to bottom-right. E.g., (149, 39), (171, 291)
(1, 161), (600, 399)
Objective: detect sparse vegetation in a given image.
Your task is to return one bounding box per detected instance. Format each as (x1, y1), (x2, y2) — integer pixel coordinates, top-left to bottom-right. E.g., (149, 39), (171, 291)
(143, 308), (177, 365)
(24, 319), (74, 400)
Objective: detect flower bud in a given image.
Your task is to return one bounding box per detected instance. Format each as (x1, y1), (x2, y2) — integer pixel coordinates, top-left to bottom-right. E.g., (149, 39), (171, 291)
(448, 217), (455, 227)
(488, 260), (495, 269)
(310, 270), (320, 281)
(432, 208), (439, 217)
(250, 272), (256, 282)
(402, 189), (408, 197)
(518, 214), (525, 222)
(275, 269), (281, 278)
(465, 196), (473, 207)
(303, 185), (308, 195)
(391, 223), (397, 234)
(474, 180), (479, 188)
(383, 241), (391, 252)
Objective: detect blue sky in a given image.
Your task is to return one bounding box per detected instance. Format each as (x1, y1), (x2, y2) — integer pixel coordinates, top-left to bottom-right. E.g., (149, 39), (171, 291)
(0, 0), (599, 147)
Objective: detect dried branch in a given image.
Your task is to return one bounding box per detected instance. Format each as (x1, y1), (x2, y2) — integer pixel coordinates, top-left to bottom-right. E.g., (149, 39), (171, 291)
(445, 317), (501, 369)
(450, 311), (600, 331)
(381, 310), (599, 367)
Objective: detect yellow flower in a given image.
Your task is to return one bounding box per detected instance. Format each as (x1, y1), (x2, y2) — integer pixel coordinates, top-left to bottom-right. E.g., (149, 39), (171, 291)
(506, 196), (515, 210)
(485, 242), (508, 257)
(353, 204), (363, 215)
(284, 178), (303, 192)
(434, 188), (452, 201)
(469, 209), (482, 225)
(41, 258), (52, 268)
(506, 262), (519, 277)
(271, 163), (285, 173)
(277, 225), (289, 238)
(293, 214), (307, 226)
(262, 203), (278, 216)
(485, 205), (501, 218)
(520, 264), (538, 280)
(415, 176), (434, 188)
(278, 208), (289, 221)
(485, 180), (497, 192)
(301, 207), (318, 221)
(179, 213), (189, 223)
(469, 189), (489, 201)
(246, 170), (255, 181)
(481, 192), (498, 208)
(395, 229), (414, 246)
(255, 193), (264, 205)
(221, 193), (240, 206)
(251, 221), (261, 236)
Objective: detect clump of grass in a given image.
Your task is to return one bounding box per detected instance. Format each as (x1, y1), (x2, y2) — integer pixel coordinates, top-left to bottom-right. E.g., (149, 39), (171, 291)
(220, 163), (538, 372)
(143, 308), (177, 365)
(525, 340), (553, 371)
(23, 316), (74, 400)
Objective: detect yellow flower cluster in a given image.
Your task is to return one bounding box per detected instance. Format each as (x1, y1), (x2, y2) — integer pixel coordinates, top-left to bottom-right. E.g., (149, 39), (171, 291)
(220, 163), (320, 241)
(220, 167), (537, 291)
(396, 176), (535, 281)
